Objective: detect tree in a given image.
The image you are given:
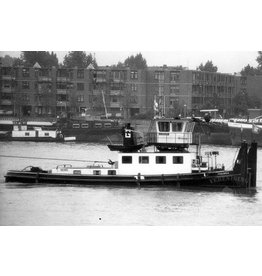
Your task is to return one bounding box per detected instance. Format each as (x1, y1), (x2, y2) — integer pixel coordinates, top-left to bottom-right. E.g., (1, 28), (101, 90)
(124, 53), (147, 69)
(232, 92), (249, 116)
(20, 51), (58, 67)
(63, 51), (97, 68)
(256, 51), (262, 70)
(241, 64), (260, 76)
(240, 51), (262, 76)
(232, 92), (261, 116)
(197, 60), (218, 72)
(1, 55), (23, 66)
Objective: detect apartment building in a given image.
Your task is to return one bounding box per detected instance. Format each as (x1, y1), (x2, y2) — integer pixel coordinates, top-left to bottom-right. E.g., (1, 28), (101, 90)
(1, 64), (261, 120)
(0, 65), (93, 118)
(93, 67), (146, 118)
(146, 66), (238, 117)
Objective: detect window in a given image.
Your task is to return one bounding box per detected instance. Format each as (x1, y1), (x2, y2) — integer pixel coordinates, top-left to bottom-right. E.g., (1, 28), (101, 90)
(156, 156), (166, 164)
(122, 156), (132, 164)
(131, 71), (138, 79)
(154, 71), (164, 80)
(173, 156), (184, 164)
(108, 170), (116, 175)
(77, 69), (84, 79)
(22, 68), (30, 77)
(44, 133), (49, 136)
(131, 83), (137, 91)
(72, 124), (80, 128)
(93, 170), (101, 175)
(158, 122), (170, 132)
(25, 132), (30, 136)
(81, 123), (89, 128)
(112, 96), (118, 103)
(170, 71), (180, 81)
(77, 83), (84, 91)
(104, 123), (112, 128)
(95, 123), (102, 128)
(57, 82), (67, 89)
(139, 156), (149, 164)
(22, 81), (30, 89)
(170, 84), (179, 94)
(77, 95), (84, 102)
(73, 170), (81, 175)
(172, 122), (183, 132)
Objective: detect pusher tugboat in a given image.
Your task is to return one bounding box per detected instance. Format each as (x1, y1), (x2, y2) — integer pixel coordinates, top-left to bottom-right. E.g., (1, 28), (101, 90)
(5, 118), (257, 190)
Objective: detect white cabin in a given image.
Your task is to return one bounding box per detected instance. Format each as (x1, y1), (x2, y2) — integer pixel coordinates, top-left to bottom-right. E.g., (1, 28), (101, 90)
(12, 124), (58, 138)
(146, 119), (194, 146)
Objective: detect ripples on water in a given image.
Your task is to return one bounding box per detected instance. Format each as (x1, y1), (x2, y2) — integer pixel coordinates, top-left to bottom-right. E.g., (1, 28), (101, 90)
(0, 141), (262, 225)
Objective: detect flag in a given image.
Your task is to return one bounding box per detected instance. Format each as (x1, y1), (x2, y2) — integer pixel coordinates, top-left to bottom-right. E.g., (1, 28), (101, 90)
(154, 99), (158, 112)
(252, 124), (261, 134)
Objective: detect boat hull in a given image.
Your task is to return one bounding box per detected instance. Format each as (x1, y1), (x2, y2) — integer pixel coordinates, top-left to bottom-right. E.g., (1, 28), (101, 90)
(4, 170), (248, 190)
(230, 127), (262, 146)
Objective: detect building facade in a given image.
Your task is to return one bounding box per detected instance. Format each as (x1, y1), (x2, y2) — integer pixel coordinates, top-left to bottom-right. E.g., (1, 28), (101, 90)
(1, 64), (261, 119)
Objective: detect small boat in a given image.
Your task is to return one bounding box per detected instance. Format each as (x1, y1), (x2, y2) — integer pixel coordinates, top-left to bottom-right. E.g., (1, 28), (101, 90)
(0, 121), (63, 142)
(57, 115), (122, 142)
(4, 118), (257, 190)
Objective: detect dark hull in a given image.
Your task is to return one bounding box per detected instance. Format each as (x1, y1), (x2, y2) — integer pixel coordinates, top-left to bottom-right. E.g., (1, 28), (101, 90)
(230, 128), (262, 146)
(5, 170), (249, 190)
(0, 137), (60, 142)
(193, 122), (231, 145)
(62, 128), (121, 142)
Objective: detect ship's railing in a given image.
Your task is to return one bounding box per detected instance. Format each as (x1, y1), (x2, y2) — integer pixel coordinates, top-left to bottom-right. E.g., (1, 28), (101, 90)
(145, 132), (192, 145)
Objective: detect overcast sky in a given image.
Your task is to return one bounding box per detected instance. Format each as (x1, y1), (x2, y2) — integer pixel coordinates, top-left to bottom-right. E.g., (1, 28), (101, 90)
(0, 51), (259, 74)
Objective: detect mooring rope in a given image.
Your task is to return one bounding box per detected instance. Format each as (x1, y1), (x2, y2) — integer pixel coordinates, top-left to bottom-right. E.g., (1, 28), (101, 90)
(0, 154), (108, 164)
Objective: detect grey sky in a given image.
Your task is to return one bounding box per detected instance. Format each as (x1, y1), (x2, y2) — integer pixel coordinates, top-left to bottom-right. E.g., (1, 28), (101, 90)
(0, 51), (259, 74)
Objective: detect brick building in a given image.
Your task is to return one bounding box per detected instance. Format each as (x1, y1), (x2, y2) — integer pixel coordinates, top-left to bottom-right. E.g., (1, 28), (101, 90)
(146, 66), (238, 117)
(1, 64), (262, 119)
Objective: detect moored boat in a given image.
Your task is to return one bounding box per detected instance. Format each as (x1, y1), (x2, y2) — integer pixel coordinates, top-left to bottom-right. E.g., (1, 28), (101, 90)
(4, 118), (257, 190)
(57, 115), (122, 142)
(0, 121), (63, 142)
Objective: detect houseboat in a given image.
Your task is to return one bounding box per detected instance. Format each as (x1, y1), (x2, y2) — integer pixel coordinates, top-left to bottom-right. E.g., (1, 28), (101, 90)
(0, 121), (63, 142)
(4, 118), (257, 190)
(56, 116), (122, 142)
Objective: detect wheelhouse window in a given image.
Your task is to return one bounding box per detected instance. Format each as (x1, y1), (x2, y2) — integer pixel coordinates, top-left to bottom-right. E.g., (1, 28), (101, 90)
(81, 123), (89, 128)
(158, 122), (170, 132)
(122, 156), (132, 164)
(139, 156), (149, 164)
(172, 122), (183, 132)
(156, 156), (166, 164)
(173, 156), (184, 164)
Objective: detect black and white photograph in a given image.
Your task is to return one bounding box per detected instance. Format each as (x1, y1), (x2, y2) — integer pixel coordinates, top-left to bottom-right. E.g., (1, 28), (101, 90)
(1, 0), (262, 275)
(1, 50), (262, 226)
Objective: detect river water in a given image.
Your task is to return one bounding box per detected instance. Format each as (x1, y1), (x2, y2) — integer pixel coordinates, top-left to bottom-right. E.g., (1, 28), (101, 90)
(0, 141), (262, 225)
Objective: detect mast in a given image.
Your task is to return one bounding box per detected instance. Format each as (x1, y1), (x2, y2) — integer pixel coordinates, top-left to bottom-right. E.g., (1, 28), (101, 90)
(101, 90), (108, 119)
